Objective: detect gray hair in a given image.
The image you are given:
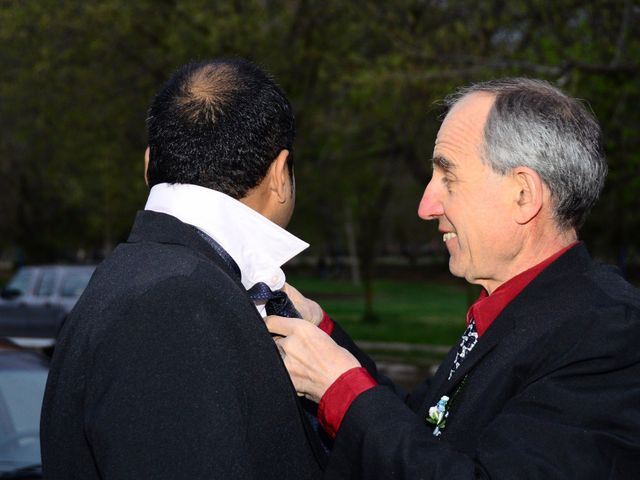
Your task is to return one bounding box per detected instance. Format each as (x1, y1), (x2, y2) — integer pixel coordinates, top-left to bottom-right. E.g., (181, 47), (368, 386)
(444, 78), (607, 230)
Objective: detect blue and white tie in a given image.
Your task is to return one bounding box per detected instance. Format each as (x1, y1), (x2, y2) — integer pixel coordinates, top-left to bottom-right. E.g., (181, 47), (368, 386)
(448, 317), (479, 380)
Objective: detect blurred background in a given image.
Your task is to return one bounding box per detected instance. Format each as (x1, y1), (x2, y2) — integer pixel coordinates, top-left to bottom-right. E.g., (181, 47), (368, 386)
(0, 3), (638, 475)
(0, 0), (640, 479)
(0, 0), (638, 353)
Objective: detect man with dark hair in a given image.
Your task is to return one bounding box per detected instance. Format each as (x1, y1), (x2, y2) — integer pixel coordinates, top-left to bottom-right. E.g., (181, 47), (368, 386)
(145, 59), (295, 199)
(267, 78), (640, 478)
(41, 59), (325, 479)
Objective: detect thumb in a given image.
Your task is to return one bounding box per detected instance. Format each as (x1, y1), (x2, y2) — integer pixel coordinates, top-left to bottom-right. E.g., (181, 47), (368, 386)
(282, 282), (302, 301)
(264, 315), (297, 336)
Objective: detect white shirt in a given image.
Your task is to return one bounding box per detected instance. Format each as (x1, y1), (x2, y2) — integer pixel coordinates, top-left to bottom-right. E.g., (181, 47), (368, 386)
(144, 183), (309, 316)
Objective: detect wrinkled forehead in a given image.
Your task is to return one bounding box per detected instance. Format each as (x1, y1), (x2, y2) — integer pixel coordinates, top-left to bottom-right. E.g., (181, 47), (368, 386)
(433, 92), (496, 165)
(442, 92), (495, 135)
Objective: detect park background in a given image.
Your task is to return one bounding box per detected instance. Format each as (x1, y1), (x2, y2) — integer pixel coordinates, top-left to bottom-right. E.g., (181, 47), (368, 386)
(1, 1), (638, 381)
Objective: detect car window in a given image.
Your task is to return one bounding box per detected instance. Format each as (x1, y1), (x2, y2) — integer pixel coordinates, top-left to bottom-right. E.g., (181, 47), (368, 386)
(34, 270), (57, 297)
(0, 367), (47, 469)
(5, 268), (33, 295)
(60, 271), (92, 298)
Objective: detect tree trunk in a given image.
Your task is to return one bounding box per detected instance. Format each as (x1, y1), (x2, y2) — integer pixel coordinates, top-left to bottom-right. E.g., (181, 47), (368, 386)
(344, 205), (361, 285)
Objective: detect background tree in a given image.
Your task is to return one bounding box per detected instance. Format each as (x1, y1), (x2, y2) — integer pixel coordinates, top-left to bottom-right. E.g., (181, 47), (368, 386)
(0, 0), (637, 318)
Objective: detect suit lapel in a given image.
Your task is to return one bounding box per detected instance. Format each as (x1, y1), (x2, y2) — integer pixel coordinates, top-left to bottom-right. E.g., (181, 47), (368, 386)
(417, 347), (455, 415)
(447, 314), (511, 385)
(419, 308), (514, 419)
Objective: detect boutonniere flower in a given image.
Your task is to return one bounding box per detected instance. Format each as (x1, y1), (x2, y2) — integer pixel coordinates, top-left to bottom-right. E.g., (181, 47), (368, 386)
(426, 395), (450, 436)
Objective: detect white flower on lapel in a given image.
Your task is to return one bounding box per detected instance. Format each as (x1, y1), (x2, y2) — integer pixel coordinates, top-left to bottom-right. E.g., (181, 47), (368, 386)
(426, 395), (450, 436)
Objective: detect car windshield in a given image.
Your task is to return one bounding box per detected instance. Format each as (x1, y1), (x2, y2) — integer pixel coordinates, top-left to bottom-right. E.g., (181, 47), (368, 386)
(5, 269), (33, 295)
(60, 271), (93, 298)
(0, 357), (48, 474)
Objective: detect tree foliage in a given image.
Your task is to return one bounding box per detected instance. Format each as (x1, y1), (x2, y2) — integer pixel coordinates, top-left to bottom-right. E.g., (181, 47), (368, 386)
(1, 1), (638, 293)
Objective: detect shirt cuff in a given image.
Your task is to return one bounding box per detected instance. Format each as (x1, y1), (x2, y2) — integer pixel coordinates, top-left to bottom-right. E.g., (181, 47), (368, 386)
(318, 310), (334, 335)
(317, 367), (377, 439)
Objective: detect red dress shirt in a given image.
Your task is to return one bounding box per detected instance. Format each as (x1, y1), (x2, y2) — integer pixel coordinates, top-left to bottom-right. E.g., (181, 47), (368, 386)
(317, 242), (579, 439)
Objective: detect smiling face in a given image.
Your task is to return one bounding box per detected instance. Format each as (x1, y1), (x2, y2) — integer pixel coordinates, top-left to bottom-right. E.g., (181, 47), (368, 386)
(418, 93), (522, 292)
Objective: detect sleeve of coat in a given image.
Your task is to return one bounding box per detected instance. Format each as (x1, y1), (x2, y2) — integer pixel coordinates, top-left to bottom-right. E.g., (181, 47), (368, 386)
(328, 317), (409, 399)
(84, 275), (256, 479)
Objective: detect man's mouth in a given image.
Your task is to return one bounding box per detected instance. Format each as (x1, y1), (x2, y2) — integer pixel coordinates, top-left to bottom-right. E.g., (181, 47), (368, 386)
(443, 232), (458, 242)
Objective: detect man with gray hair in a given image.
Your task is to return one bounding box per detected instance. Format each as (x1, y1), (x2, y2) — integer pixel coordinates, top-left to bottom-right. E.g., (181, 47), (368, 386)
(266, 78), (640, 478)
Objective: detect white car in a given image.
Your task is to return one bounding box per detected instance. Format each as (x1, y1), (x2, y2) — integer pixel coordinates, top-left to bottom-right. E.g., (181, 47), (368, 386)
(0, 266), (95, 348)
(0, 345), (49, 478)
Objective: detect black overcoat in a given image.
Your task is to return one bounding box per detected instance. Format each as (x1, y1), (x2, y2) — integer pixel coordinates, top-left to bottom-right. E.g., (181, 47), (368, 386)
(326, 244), (640, 479)
(41, 210), (326, 479)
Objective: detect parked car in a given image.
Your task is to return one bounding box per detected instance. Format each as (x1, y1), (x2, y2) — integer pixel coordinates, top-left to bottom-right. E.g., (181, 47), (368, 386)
(0, 345), (49, 479)
(0, 266), (95, 347)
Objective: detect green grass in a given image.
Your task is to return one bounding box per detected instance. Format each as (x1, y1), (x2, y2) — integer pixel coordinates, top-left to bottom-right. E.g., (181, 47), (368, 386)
(288, 276), (477, 346)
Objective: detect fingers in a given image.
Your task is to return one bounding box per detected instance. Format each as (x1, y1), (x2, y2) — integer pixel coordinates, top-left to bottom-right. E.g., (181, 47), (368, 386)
(272, 335), (306, 395)
(282, 283), (323, 326)
(269, 320), (361, 402)
(274, 338), (286, 360)
(271, 322), (317, 395)
(282, 282), (298, 297)
(264, 314), (305, 337)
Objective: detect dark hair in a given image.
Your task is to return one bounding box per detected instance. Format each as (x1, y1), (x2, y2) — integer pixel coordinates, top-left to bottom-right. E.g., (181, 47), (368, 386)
(445, 78), (606, 230)
(146, 58), (295, 199)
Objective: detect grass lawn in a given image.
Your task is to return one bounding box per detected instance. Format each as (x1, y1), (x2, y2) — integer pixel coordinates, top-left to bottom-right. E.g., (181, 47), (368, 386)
(288, 276), (479, 347)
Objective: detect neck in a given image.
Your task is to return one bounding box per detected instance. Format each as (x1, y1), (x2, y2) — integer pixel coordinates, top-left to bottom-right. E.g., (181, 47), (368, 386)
(481, 226), (577, 294)
(239, 189), (268, 216)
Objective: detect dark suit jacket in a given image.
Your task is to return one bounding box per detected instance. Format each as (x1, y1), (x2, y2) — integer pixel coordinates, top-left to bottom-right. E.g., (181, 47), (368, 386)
(325, 244), (640, 479)
(41, 211), (325, 479)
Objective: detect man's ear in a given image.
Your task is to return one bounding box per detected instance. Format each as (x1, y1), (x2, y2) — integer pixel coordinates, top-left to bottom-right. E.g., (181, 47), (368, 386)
(268, 149), (291, 203)
(144, 147), (150, 187)
(512, 167), (544, 225)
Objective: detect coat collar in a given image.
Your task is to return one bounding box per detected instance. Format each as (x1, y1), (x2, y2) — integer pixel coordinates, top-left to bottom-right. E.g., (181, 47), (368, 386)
(144, 183), (308, 291)
(127, 210), (245, 291)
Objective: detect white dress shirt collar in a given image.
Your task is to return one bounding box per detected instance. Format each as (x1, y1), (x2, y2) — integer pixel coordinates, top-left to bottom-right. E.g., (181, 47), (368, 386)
(144, 183), (308, 292)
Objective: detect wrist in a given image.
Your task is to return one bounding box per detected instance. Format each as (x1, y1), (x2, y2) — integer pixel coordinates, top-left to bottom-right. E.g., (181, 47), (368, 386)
(321, 350), (361, 397)
(318, 311), (334, 335)
(318, 367), (377, 438)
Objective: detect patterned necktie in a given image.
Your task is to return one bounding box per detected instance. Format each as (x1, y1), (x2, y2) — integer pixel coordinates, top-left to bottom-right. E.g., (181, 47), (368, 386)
(448, 317), (479, 380)
(246, 282), (302, 318)
(193, 227), (332, 453)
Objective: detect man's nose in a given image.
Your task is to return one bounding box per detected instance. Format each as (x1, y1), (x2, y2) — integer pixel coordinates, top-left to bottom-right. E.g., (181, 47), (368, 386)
(418, 180), (444, 220)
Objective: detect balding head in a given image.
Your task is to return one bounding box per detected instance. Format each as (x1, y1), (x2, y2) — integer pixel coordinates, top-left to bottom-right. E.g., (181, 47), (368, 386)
(175, 63), (240, 124)
(146, 59), (295, 199)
